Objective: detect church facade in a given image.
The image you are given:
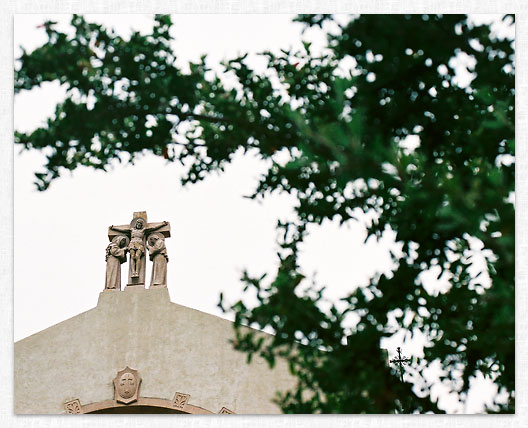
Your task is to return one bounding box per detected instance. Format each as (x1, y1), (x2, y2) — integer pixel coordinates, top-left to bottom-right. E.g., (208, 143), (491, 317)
(14, 212), (295, 414)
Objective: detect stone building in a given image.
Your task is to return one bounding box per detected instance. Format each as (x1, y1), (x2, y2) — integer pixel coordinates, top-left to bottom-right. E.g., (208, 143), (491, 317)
(14, 212), (295, 414)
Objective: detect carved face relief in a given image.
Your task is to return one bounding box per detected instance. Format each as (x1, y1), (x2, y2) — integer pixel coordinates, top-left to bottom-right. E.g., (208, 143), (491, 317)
(148, 235), (159, 246)
(136, 219), (144, 229)
(113, 367), (141, 404)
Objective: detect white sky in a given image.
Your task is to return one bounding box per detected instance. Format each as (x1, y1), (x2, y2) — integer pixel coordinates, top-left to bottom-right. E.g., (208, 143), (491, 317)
(13, 13), (510, 414)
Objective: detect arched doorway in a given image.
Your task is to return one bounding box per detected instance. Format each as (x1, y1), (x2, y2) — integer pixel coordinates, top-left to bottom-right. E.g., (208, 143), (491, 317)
(89, 405), (186, 414)
(79, 397), (216, 414)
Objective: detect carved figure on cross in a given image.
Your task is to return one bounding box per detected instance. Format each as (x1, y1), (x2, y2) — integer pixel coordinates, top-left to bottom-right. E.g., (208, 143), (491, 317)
(108, 211), (171, 287)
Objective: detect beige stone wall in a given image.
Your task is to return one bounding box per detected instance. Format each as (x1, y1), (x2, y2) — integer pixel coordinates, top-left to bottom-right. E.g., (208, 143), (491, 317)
(14, 287), (295, 414)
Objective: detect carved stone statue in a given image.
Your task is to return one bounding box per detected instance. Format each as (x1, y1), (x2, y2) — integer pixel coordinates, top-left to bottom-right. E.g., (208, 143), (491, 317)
(109, 212), (169, 286)
(147, 233), (168, 287)
(104, 236), (129, 290)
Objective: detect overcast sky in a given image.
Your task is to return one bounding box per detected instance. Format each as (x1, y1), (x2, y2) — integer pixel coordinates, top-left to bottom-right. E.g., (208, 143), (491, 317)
(13, 13), (511, 413)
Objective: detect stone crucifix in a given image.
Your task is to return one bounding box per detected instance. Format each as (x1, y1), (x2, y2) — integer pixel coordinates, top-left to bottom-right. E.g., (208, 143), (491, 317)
(108, 211), (171, 287)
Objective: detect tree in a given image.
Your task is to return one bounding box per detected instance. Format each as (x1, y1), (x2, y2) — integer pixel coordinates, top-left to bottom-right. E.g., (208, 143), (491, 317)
(14, 14), (514, 413)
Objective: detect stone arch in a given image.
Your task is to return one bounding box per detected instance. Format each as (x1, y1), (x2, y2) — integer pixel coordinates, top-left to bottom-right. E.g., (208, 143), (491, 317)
(79, 397), (215, 414)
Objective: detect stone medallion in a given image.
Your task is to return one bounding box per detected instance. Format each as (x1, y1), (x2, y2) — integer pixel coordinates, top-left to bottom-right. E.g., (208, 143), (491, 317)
(113, 367), (141, 404)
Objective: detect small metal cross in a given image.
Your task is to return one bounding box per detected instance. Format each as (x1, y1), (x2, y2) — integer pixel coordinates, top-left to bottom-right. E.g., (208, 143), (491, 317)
(390, 347), (411, 382)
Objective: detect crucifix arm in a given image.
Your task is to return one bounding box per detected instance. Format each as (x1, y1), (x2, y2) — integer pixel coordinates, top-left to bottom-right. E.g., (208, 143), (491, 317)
(146, 221), (169, 233)
(109, 225), (131, 234)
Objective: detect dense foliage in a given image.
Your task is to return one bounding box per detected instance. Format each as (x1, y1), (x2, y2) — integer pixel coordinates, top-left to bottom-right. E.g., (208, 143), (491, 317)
(15, 14), (514, 413)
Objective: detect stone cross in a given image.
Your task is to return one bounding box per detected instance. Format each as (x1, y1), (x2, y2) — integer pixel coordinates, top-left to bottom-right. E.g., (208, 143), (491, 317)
(108, 211), (171, 287)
